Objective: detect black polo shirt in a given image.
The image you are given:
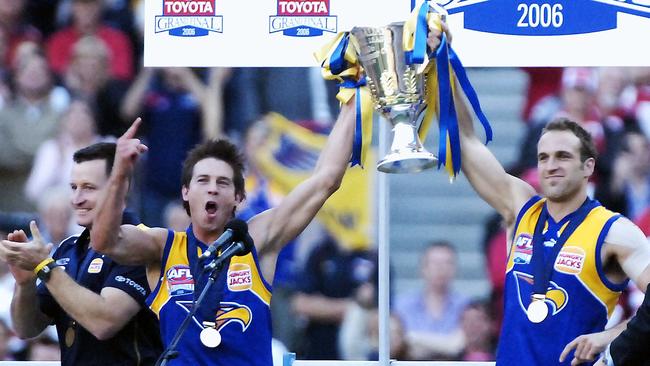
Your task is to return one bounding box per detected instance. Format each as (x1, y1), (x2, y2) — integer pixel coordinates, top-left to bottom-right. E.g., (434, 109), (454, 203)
(36, 212), (162, 365)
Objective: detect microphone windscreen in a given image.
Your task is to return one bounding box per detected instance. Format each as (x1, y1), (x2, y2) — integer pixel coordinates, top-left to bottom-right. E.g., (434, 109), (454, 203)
(225, 219), (248, 241)
(239, 233), (254, 255)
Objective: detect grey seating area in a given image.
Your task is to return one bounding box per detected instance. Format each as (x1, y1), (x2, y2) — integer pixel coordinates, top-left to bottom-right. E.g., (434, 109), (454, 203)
(388, 68), (529, 300)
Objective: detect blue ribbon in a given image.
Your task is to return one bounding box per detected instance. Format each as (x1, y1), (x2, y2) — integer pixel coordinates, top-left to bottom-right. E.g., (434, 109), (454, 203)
(329, 33), (349, 75)
(530, 199), (596, 296)
(448, 48), (493, 143)
(435, 33), (460, 173)
(341, 77), (367, 167)
(405, 2), (430, 65)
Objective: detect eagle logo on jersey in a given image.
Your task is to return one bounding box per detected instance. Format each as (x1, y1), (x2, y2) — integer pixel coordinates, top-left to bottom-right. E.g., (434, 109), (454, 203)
(177, 301), (252, 333)
(514, 271), (568, 317)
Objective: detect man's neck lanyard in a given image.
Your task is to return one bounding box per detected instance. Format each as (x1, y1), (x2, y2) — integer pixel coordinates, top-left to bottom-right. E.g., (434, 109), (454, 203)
(527, 198), (596, 323)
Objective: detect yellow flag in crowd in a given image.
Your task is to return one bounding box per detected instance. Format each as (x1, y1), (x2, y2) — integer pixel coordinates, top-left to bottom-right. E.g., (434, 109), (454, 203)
(253, 112), (373, 251)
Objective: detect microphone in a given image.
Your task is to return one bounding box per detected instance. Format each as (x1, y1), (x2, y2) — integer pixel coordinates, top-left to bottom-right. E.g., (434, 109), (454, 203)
(199, 219), (248, 260)
(204, 234), (254, 272)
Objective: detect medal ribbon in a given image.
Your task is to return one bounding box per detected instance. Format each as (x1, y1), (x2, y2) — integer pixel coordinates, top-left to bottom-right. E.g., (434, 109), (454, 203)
(186, 225), (231, 325)
(530, 199), (597, 296)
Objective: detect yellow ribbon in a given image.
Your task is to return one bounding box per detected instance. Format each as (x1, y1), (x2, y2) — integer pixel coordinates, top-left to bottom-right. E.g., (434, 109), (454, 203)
(314, 33), (374, 167)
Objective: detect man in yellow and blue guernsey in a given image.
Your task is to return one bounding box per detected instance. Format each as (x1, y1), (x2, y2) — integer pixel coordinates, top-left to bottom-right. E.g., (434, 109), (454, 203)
(89, 91), (356, 366)
(427, 26), (650, 366)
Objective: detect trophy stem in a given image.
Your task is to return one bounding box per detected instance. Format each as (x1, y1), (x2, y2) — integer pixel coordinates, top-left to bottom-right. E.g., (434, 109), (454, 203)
(390, 121), (418, 152)
(377, 121), (437, 174)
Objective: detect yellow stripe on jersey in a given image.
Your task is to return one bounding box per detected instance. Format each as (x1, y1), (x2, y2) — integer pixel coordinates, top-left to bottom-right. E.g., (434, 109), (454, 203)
(573, 206), (621, 316)
(231, 254), (272, 305)
(149, 232), (189, 317)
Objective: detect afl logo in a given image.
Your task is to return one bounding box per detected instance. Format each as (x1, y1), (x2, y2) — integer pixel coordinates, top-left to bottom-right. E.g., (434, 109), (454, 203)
(513, 233), (533, 264)
(167, 265), (195, 296)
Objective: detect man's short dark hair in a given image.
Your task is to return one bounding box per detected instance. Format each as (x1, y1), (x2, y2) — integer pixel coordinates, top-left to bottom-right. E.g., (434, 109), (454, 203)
(541, 118), (598, 162)
(73, 142), (116, 177)
(425, 240), (457, 254)
(181, 139), (246, 215)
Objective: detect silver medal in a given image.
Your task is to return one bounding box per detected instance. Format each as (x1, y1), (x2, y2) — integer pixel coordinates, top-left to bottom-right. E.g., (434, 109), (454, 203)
(200, 327), (222, 348)
(527, 297), (549, 323)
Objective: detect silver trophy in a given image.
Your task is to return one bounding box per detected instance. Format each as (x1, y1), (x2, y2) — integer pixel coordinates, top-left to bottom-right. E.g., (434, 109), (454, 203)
(351, 22), (437, 173)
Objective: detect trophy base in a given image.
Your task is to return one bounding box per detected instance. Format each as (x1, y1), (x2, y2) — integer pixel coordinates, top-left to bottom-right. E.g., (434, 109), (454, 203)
(377, 151), (438, 174)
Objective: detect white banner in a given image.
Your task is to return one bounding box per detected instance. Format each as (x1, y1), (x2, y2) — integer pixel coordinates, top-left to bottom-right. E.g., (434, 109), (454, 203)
(144, 0), (410, 67)
(144, 0), (650, 67)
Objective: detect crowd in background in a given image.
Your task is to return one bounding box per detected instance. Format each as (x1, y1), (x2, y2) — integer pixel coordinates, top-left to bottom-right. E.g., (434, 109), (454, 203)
(1, 0), (650, 362)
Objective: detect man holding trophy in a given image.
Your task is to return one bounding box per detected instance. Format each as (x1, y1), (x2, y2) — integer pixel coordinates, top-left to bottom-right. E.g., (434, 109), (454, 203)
(414, 17), (650, 366)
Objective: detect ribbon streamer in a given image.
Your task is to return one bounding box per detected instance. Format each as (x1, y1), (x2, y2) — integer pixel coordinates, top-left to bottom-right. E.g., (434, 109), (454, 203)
(403, 0), (492, 178)
(315, 33), (373, 167)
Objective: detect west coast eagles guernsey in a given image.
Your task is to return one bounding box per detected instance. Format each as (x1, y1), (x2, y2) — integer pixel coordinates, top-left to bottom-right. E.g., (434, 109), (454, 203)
(146, 226), (273, 365)
(496, 196), (624, 366)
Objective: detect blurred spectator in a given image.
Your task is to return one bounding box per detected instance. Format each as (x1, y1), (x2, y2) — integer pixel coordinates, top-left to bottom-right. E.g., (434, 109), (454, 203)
(457, 301), (495, 361)
(26, 334), (59, 361)
(366, 312), (409, 361)
(596, 67), (630, 123)
(0, 51), (69, 211)
(0, 0), (41, 66)
(23, 1), (58, 37)
(596, 130), (650, 218)
(121, 67), (229, 226)
(36, 187), (76, 246)
(162, 201), (190, 232)
(0, 27), (10, 108)
(522, 67), (563, 124)
(483, 213), (507, 333)
(46, 0), (134, 81)
(56, 0), (137, 39)
(25, 99), (106, 204)
(291, 234), (375, 360)
(0, 319), (13, 360)
(0, 259), (13, 328)
(63, 35), (130, 137)
(222, 67), (339, 139)
(620, 68), (650, 139)
(394, 241), (469, 360)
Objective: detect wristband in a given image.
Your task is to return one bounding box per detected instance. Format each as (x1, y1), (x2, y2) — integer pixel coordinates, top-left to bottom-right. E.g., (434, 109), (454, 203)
(34, 258), (54, 275)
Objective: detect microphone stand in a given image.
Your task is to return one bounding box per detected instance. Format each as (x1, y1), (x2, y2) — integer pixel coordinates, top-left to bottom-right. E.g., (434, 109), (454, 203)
(155, 256), (227, 366)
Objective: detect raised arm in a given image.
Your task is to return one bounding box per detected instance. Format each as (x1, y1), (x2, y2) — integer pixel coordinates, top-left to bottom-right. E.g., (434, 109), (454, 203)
(120, 68), (154, 121)
(200, 67), (230, 140)
(90, 119), (166, 266)
(429, 25), (535, 225)
(248, 97), (355, 272)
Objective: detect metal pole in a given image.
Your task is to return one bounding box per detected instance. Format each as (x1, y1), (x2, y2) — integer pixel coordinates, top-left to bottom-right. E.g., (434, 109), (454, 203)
(377, 116), (390, 366)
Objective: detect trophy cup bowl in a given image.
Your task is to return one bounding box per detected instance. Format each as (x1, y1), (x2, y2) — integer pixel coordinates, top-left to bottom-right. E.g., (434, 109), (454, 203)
(351, 22), (437, 174)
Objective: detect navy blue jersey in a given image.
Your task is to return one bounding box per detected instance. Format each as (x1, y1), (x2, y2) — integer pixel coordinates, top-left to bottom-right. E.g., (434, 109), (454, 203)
(37, 213), (162, 365)
(146, 226), (273, 366)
